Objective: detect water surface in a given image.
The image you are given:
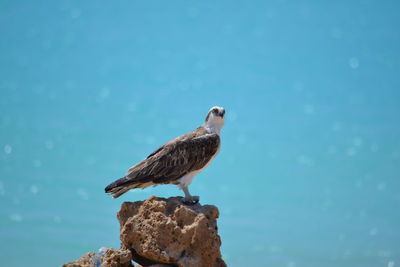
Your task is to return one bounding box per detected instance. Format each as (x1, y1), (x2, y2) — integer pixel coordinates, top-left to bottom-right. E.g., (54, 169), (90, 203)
(1, 1), (399, 266)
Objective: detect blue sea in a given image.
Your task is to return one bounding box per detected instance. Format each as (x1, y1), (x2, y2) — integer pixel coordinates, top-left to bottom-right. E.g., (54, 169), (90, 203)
(1, 1), (399, 266)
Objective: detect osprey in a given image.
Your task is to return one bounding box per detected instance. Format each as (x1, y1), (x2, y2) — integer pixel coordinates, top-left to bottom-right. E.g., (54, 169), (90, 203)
(105, 106), (225, 204)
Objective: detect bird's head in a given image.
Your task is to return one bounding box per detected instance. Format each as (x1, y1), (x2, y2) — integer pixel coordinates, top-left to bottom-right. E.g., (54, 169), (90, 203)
(204, 106), (225, 134)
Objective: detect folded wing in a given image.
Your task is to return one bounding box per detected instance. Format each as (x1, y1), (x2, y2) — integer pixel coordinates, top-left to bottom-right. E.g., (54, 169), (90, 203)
(105, 133), (220, 197)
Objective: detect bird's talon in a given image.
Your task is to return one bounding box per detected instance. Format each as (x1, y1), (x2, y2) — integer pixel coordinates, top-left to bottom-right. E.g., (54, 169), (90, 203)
(192, 196), (200, 203)
(182, 196), (200, 205)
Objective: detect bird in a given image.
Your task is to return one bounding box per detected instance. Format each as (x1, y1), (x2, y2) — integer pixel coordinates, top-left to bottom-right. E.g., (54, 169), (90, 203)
(105, 106), (225, 204)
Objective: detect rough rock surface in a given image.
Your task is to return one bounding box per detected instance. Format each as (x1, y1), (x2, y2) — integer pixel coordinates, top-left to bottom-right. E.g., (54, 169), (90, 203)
(62, 248), (133, 267)
(62, 196), (226, 267)
(62, 252), (96, 267)
(102, 248), (134, 267)
(118, 196), (226, 267)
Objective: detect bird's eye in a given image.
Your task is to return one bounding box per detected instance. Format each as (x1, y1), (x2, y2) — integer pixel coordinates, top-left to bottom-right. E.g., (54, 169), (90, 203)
(212, 108), (218, 113)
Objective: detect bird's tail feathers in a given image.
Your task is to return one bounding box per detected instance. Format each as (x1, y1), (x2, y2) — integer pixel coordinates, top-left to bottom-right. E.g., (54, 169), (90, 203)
(104, 176), (154, 198)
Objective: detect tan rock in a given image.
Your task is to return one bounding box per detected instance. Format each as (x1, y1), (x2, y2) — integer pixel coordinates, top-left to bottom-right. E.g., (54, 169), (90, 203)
(101, 248), (134, 267)
(62, 248), (134, 267)
(62, 252), (96, 267)
(118, 196), (226, 267)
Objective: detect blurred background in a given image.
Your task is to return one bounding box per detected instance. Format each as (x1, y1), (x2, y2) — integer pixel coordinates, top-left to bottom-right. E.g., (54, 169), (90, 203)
(1, 0), (399, 266)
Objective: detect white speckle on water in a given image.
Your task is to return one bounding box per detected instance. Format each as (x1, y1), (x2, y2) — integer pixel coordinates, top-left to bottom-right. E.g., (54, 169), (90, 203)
(30, 185), (39, 194)
(33, 159), (42, 168)
(377, 182), (386, 191)
(253, 245), (265, 252)
(332, 122), (342, 132)
(292, 81), (304, 92)
(9, 213), (23, 222)
(70, 8), (81, 19)
(42, 39), (53, 49)
(369, 227), (378, 236)
(53, 216), (62, 223)
(177, 80), (190, 91)
(303, 104), (314, 114)
(187, 7), (199, 18)
(268, 245), (282, 253)
(359, 210), (366, 217)
(344, 249), (352, 256)
(97, 87), (110, 103)
(328, 145), (337, 154)
(4, 144), (12, 154)
(266, 8), (277, 19)
(370, 143), (379, 152)
(378, 250), (392, 258)
(145, 136), (156, 145)
(349, 57), (359, 69)
(222, 24), (234, 35)
(45, 140), (54, 150)
(297, 155), (315, 166)
(331, 28), (343, 39)
(192, 79), (203, 90)
(353, 137), (363, 146)
(347, 147), (356, 156)
(86, 156), (96, 165)
(127, 102), (137, 113)
(252, 28), (265, 38)
(388, 260), (395, 267)
(77, 188), (89, 200)
(195, 60), (208, 71)
(287, 261), (297, 267)
(322, 199), (332, 211)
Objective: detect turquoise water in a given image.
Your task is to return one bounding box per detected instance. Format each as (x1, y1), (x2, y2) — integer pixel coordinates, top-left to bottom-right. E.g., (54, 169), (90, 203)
(1, 1), (400, 266)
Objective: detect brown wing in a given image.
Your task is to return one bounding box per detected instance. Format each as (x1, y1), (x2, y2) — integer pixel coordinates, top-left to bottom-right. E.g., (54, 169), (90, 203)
(125, 133), (220, 185)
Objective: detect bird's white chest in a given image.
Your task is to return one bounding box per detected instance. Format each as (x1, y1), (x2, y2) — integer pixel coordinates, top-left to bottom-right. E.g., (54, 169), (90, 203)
(178, 146), (220, 189)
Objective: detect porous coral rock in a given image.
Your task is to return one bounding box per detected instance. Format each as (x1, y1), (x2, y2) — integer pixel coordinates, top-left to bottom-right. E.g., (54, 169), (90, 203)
(62, 248), (134, 267)
(118, 196), (226, 267)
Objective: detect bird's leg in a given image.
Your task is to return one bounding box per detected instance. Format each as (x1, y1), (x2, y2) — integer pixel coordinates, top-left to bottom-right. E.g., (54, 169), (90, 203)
(182, 186), (199, 205)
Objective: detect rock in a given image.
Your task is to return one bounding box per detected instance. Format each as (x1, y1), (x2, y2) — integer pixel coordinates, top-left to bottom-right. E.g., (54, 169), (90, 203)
(62, 248), (134, 267)
(62, 196), (226, 267)
(102, 248), (134, 267)
(118, 196), (226, 267)
(62, 252), (96, 267)
(92, 247), (109, 267)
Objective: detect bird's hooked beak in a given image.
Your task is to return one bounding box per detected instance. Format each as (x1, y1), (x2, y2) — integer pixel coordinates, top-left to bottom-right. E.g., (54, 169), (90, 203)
(205, 106), (226, 124)
(218, 108), (225, 118)
(204, 106), (225, 133)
